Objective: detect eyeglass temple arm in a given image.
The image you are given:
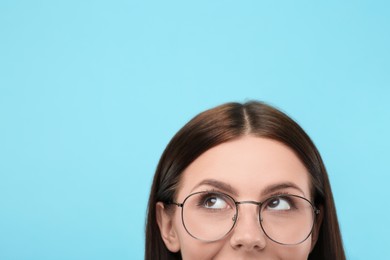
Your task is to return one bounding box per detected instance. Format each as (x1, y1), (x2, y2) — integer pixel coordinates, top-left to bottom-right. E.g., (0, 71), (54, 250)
(167, 201), (183, 207)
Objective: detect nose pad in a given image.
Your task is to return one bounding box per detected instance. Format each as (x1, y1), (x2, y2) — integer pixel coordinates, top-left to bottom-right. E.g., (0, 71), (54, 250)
(229, 204), (267, 251)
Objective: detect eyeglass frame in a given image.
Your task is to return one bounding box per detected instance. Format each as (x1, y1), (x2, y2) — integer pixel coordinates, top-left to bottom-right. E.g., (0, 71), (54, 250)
(168, 191), (320, 245)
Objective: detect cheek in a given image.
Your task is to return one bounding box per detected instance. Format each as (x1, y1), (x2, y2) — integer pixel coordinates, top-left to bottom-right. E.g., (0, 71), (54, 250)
(179, 241), (225, 260)
(272, 238), (312, 260)
(173, 213), (225, 260)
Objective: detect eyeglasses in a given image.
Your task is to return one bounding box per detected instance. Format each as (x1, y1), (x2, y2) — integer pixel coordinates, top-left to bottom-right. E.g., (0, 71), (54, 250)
(169, 191), (320, 245)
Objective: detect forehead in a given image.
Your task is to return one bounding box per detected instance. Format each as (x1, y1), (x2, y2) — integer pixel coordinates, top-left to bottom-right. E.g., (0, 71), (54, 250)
(178, 136), (311, 200)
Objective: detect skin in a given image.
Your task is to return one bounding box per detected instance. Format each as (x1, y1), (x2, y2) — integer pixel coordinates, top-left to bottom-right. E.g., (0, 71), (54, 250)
(157, 136), (321, 260)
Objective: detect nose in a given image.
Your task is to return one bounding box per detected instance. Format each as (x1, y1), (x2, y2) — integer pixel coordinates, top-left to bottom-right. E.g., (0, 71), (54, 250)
(229, 203), (267, 251)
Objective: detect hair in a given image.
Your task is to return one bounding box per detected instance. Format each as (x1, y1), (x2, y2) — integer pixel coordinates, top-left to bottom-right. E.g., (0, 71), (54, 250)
(145, 101), (346, 260)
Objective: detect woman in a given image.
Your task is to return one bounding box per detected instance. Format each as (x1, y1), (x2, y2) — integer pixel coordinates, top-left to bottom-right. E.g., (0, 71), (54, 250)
(145, 101), (346, 260)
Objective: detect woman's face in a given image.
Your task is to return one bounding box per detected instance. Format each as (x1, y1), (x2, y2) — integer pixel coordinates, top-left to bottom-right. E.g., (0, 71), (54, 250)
(157, 136), (319, 260)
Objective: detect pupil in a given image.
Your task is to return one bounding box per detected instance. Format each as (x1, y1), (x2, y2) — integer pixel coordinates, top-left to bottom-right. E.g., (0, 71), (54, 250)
(270, 199), (279, 208)
(206, 197), (217, 207)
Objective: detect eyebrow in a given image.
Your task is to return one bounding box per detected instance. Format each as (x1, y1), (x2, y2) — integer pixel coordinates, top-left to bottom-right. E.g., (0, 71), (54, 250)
(260, 182), (305, 197)
(191, 179), (239, 196)
(191, 179), (305, 198)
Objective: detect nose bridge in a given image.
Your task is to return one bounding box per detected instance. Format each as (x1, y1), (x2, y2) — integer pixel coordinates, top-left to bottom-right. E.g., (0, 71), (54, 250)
(235, 201), (261, 222)
(230, 200), (266, 251)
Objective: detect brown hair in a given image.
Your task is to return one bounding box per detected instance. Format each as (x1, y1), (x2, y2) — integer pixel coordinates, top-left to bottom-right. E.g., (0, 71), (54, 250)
(145, 101), (345, 260)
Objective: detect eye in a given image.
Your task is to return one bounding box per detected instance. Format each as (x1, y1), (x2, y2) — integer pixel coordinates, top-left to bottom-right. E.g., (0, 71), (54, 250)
(200, 194), (231, 209)
(266, 197), (291, 211)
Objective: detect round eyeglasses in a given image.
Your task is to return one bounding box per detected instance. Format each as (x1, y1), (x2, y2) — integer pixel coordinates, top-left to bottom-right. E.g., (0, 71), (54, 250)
(169, 191), (320, 245)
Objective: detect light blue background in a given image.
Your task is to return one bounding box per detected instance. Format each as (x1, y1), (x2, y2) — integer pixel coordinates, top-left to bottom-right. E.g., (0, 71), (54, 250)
(1, 1), (389, 259)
